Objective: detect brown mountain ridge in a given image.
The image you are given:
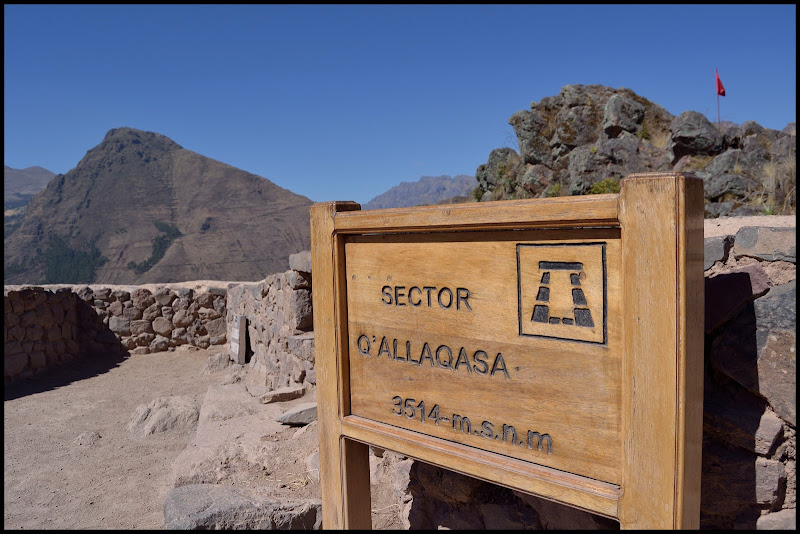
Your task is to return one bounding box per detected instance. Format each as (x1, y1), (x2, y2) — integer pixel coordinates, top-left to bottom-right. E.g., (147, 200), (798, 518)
(3, 127), (312, 285)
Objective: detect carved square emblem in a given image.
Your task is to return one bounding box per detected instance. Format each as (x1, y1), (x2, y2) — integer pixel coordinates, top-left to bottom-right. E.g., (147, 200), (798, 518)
(517, 243), (606, 344)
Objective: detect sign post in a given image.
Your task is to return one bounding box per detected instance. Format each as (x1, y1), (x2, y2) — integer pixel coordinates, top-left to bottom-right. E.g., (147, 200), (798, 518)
(311, 172), (704, 529)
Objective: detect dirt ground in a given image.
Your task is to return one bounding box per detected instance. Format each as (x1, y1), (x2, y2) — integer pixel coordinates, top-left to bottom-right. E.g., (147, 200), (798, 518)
(3, 345), (404, 530)
(4, 346), (222, 529)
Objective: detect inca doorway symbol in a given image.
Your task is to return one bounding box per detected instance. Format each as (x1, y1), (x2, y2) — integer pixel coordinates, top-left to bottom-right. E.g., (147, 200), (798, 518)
(517, 243), (607, 344)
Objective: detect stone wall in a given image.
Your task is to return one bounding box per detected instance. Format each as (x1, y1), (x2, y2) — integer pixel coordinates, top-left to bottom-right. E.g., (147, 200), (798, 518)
(224, 251), (315, 389)
(4, 253), (314, 389)
(4, 282), (228, 384)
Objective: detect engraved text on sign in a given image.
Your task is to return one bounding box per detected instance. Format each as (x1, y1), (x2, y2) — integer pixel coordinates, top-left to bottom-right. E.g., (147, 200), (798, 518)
(345, 230), (623, 485)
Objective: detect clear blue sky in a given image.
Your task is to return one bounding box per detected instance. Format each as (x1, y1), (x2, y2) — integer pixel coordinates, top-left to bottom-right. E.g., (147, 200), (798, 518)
(4, 4), (796, 205)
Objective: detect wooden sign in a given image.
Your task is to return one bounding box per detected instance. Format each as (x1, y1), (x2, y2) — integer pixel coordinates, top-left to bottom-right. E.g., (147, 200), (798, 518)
(311, 173), (704, 529)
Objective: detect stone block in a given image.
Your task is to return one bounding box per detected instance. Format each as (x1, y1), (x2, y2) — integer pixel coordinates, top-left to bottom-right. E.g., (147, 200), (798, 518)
(288, 333), (315, 361)
(131, 289), (155, 310)
(260, 385), (306, 404)
(205, 317), (226, 339)
(20, 310), (37, 327)
(754, 410), (784, 455)
(757, 329), (796, 426)
(134, 333), (155, 347)
(154, 288), (176, 306)
(107, 300), (123, 316)
(149, 335), (170, 353)
(276, 402), (317, 426)
(122, 305), (142, 321)
(195, 291), (213, 308)
(212, 295), (226, 315)
(25, 325), (44, 342)
(92, 288), (111, 301)
(112, 289), (130, 302)
(290, 289), (313, 331)
(142, 302), (161, 321)
(152, 317), (173, 337)
(109, 317), (131, 336)
(734, 227), (796, 262)
(29, 351), (46, 369)
(198, 307), (220, 320)
(129, 319), (153, 336)
(289, 250), (312, 273)
(230, 315), (247, 365)
(163, 484), (321, 530)
(755, 457), (785, 505)
(9, 325), (25, 341)
(705, 265), (771, 332)
(172, 309), (194, 328)
(287, 270), (311, 290)
(208, 287), (227, 297)
(51, 301), (64, 323)
(4, 352), (28, 377)
(175, 287), (193, 300)
(76, 286), (94, 302)
(5, 310), (19, 328)
(47, 325), (62, 342)
(196, 335), (211, 349)
(756, 508), (796, 530)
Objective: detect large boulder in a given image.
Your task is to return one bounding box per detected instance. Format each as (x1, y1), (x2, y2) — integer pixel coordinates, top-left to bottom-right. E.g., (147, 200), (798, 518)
(603, 94), (645, 138)
(667, 111), (724, 163)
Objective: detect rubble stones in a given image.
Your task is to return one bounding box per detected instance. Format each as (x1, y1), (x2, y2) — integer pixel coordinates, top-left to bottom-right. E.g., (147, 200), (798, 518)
(276, 402), (317, 426)
(756, 508), (796, 530)
(289, 250), (312, 274)
(163, 484), (321, 530)
(127, 396), (200, 436)
(260, 385), (306, 404)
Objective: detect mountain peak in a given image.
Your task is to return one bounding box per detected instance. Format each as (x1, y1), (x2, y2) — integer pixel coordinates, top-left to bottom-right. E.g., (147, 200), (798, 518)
(100, 127), (183, 150)
(4, 128), (311, 285)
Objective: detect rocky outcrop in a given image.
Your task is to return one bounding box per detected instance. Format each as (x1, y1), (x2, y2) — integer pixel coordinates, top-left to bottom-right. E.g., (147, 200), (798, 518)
(473, 84), (796, 218)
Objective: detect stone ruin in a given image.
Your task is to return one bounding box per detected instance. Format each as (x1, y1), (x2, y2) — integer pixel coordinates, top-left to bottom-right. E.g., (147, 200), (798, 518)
(4, 226), (796, 528)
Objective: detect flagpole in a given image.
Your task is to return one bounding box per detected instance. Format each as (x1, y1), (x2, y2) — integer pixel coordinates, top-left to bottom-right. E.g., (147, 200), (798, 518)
(716, 68), (720, 130)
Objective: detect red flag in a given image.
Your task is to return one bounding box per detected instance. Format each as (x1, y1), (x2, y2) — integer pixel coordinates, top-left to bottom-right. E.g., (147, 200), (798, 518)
(716, 69), (726, 97)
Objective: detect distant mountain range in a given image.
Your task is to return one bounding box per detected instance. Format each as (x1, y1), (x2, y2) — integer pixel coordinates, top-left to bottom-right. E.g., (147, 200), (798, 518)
(4, 127), (312, 285)
(4, 165), (55, 208)
(362, 174), (476, 210)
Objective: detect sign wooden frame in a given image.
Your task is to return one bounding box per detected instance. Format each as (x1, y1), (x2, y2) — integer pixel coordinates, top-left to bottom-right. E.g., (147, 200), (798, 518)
(311, 173), (704, 529)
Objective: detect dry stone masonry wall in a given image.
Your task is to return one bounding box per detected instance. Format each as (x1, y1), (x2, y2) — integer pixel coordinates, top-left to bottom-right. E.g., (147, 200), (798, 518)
(225, 251), (314, 390)
(4, 283), (228, 384)
(4, 252), (314, 389)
